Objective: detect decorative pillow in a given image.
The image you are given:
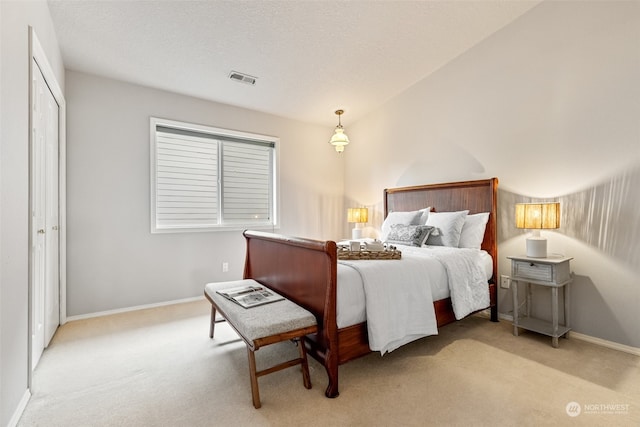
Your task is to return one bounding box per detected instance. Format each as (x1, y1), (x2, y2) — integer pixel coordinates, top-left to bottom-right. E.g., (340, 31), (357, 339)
(380, 210), (423, 241)
(417, 207), (432, 225)
(458, 212), (490, 249)
(425, 210), (469, 247)
(385, 224), (435, 247)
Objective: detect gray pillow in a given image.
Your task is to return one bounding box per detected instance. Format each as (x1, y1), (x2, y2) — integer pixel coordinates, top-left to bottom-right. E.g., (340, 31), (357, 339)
(385, 225), (436, 247)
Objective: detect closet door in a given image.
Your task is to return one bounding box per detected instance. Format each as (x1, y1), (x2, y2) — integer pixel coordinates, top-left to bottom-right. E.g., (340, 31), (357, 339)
(44, 64), (60, 346)
(31, 58), (60, 369)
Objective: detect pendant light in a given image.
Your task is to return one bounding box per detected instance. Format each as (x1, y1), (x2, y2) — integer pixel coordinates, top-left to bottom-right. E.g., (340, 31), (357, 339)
(329, 109), (350, 153)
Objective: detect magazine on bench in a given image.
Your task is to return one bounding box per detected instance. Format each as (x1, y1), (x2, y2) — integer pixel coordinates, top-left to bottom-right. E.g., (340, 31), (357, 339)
(217, 284), (285, 309)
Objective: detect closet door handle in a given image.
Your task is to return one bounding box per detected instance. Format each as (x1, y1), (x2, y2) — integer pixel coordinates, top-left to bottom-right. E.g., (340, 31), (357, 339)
(38, 229), (45, 234)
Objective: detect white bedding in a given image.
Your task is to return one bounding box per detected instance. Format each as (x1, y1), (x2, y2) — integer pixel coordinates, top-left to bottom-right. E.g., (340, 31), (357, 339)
(336, 245), (493, 353)
(421, 246), (490, 319)
(339, 257), (438, 354)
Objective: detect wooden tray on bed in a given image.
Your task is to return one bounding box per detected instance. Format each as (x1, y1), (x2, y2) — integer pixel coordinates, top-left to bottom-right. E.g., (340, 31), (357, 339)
(337, 247), (402, 260)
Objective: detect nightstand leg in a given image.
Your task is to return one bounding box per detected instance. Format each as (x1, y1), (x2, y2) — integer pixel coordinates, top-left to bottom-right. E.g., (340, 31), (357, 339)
(564, 283), (571, 338)
(512, 280), (519, 336)
(551, 287), (559, 348)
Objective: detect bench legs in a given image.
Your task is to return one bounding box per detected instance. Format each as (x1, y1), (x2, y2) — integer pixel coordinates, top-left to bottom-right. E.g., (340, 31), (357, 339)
(209, 304), (313, 409)
(246, 338), (312, 409)
(299, 339), (312, 389)
(210, 305), (215, 338)
(247, 348), (261, 408)
(209, 305), (226, 339)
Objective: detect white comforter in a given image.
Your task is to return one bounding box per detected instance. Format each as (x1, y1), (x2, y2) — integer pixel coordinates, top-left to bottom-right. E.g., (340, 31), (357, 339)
(339, 256), (438, 355)
(338, 246), (490, 355)
(415, 246), (490, 319)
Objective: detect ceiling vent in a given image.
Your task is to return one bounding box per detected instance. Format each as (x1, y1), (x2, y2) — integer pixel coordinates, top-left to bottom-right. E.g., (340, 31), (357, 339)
(229, 71), (257, 86)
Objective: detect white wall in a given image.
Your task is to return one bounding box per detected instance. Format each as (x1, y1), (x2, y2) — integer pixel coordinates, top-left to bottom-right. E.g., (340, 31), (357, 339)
(346, 1), (640, 348)
(0, 1), (64, 425)
(65, 71), (344, 317)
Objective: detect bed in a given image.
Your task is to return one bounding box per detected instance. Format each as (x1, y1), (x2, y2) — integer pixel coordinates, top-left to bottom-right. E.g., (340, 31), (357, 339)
(242, 178), (498, 398)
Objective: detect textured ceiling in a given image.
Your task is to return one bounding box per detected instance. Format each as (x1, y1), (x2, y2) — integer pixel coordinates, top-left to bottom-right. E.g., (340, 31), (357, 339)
(48, 0), (540, 127)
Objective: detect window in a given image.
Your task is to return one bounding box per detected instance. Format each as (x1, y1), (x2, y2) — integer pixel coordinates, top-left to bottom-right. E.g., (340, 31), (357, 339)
(150, 118), (278, 233)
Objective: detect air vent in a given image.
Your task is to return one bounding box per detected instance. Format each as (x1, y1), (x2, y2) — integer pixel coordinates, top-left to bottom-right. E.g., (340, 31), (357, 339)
(229, 71), (257, 86)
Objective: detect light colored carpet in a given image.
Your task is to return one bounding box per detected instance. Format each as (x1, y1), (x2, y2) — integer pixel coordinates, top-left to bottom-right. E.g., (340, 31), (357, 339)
(18, 299), (639, 426)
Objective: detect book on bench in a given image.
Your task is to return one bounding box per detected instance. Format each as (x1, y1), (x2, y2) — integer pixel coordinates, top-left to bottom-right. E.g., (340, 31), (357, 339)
(217, 284), (285, 309)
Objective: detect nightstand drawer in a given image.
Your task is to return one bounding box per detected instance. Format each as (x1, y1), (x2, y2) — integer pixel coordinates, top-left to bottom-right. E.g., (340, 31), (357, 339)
(513, 260), (553, 281)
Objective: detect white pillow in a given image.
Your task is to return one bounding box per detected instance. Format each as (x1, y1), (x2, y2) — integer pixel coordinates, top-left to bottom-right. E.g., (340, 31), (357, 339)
(417, 207), (431, 225)
(425, 210), (469, 247)
(458, 212), (490, 249)
(380, 209), (427, 241)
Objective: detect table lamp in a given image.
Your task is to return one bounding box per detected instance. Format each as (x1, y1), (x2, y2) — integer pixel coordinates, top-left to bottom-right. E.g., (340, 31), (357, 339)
(515, 202), (560, 258)
(347, 207), (368, 239)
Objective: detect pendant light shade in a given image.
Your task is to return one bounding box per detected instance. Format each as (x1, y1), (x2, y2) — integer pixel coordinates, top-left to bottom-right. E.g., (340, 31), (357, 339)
(329, 109), (350, 153)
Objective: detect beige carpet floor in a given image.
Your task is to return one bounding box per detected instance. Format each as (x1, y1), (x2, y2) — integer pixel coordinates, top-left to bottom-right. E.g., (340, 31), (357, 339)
(18, 299), (639, 426)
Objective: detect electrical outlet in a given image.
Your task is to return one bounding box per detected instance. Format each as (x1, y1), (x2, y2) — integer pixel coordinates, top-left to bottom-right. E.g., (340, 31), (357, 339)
(500, 275), (510, 289)
(222, 262), (229, 272)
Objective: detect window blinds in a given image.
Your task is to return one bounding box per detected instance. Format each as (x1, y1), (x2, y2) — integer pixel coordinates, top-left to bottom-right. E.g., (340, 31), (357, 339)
(154, 124), (275, 231)
(222, 141), (272, 223)
(156, 127), (218, 228)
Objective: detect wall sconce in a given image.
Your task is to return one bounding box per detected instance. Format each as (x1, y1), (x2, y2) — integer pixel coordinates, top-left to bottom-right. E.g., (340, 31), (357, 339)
(515, 202), (560, 258)
(347, 207), (368, 239)
(329, 109), (350, 153)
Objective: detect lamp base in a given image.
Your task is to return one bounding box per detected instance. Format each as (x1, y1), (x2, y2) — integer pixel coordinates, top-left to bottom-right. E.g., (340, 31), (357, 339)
(526, 237), (547, 258)
(352, 228), (363, 240)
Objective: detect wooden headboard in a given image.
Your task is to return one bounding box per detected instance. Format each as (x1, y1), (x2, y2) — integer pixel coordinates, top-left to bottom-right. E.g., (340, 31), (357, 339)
(384, 178), (498, 284)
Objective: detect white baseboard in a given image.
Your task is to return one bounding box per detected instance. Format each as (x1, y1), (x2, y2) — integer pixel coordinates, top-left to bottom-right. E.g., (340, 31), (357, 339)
(498, 313), (640, 356)
(65, 296), (204, 323)
(569, 331), (640, 356)
(8, 389), (31, 427)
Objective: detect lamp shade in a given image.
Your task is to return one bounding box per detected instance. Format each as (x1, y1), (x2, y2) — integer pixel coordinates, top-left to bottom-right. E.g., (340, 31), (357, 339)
(515, 202), (560, 258)
(347, 207), (368, 223)
(515, 203), (560, 229)
(329, 127), (350, 153)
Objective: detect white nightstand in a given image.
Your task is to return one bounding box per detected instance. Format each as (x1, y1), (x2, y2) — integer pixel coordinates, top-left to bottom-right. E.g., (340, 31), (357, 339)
(508, 255), (574, 348)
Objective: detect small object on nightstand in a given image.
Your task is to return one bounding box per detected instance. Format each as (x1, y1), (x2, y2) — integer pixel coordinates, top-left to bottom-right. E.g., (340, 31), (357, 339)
(508, 255), (573, 348)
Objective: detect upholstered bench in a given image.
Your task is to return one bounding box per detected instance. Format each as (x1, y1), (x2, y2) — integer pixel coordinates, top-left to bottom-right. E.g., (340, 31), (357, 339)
(204, 279), (318, 408)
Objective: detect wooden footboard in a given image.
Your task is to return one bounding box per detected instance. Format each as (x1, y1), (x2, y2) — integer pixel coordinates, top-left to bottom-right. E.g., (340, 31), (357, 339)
(242, 230), (341, 397)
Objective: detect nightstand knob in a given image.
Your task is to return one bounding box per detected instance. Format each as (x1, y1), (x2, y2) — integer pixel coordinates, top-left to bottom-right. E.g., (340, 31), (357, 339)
(530, 263), (535, 266)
